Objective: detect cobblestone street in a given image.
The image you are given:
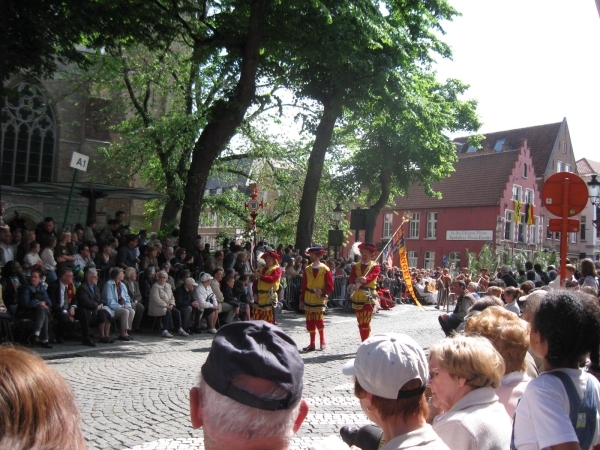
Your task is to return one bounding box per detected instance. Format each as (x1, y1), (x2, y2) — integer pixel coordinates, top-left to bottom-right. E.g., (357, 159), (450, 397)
(43, 304), (444, 450)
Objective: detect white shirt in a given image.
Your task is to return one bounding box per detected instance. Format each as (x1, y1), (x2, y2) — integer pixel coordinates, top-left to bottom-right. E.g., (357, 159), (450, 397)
(23, 252), (43, 277)
(513, 368), (600, 449)
(505, 300), (521, 316)
(40, 247), (57, 270)
(193, 284), (218, 310)
(381, 425), (450, 450)
(0, 242), (14, 264)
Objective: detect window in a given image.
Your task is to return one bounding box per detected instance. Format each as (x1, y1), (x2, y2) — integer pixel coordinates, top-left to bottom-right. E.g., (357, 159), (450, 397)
(204, 189), (210, 196)
(424, 252), (435, 269)
(383, 213), (393, 238)
(448, 252), (461, 267)
(409, 213), (420, 238)
(1, 82), (56, 185)
(563, 141), (567, 154)
(530, 216), (539, 244)
(518, 213), (526, 243)
(557, 161), (564, 172)
(581, 216), (586, 241)
(201, 212), (218, 228)
(494, 139), (506, 151)
(522, 164), (528, 178)
(426, 212), (437, 238)
(546, 226), (553, 240)
(505, 210), (514, 241)
(525, 189), (534, 205)
(216, 188), (223, 194)
(565, 164), (571, 173)
(570, 232), (577, 244)
(512, 185), (522, 202)
(407, 251), (418, 268)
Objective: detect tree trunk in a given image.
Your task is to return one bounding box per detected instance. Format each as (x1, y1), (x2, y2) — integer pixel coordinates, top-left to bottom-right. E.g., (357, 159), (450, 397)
(294, 92), (341, 253)
(178, 0), (268, 251)
(364, 169), (392, 243)
(160, 195), (181, 231)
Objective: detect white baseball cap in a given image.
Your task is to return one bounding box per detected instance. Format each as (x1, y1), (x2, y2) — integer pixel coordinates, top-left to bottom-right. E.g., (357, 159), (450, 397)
(342, 333), (429, 400)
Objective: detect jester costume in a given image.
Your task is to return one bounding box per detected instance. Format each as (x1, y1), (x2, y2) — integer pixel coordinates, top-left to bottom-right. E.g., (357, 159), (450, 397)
(300, 247), (334, 351)
(252, 251), (282, 324)
(349, 243), (381, 342)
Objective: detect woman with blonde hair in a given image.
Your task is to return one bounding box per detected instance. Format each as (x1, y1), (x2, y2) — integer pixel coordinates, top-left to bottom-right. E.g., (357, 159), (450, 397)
(429, 335), (511, 449)
(0, 346), (86, 449)
(464, 306), (531, 416)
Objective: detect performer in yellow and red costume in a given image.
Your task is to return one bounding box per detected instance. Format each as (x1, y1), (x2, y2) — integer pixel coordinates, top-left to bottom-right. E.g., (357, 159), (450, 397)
(252, 251), (282, 324)
(300, 246), (334, 352)
(349, 243), (381, 341)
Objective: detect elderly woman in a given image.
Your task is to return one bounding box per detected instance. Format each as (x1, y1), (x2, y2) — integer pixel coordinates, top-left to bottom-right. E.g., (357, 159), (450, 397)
(149, 270), (188, 338)
(20, 270), (53, 348)
(342, 333), (449, 450)
(428, 335), (511, 449)
(123, 267), (145, 332)
(194, 272), (218, 334)
(101, 267), (135, 341)
(464, 306), (531, 417)
(513, 290), (600, 449)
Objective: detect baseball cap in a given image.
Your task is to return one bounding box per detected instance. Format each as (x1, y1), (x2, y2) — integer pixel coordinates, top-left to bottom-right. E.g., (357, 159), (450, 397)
(185, 277), (198, 286)
(342, 333), (428, 400)
(201, 321), (304, 411)
(199, 273), (213, 282)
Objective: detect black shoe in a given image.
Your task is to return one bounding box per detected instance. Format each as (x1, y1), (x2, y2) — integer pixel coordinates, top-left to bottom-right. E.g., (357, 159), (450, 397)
(38, 341), (54, 349)
(302, 345), (316, 352)
(126, 335), (134, 341)
(82, 338), (96, 347)
(193, 327), (202, 334)
(117, 335), (131, 341)
(340, 426), (359, 446)
(186, 329), (195, 335)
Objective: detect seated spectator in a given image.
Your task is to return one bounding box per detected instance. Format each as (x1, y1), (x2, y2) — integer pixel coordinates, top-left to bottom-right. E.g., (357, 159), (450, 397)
(117, 234), (139, 271)
(19, 270), (53, 348)
(123, 267), (145, 332)
(83, 219), (97, 244)
(0, 228), (14, 265)
(414, 277), (437, 305)
(174, 277), (201, 334)
(170, 247), (191, 269)
(438, 280), (476, 336)
(0, 261), (25, 315)
(513, 290), (600, 449)
(175, 269), (191, 290)
(15, 229), (36, 265)
(94, 242), (115, 283)
(149, 270), (188, 338)
(429, 335), (511, 449)
(160, 262), (176, 291)
(466, 282), (481, 300)
(140, 244), (159, 271)
(0, 346), (86, 449)
(486, 285), (503, 298)
(233, 251), (251, 276)
(341, 333), (449, 450)
(465, 306), (531, 416)
(40, 236), (58, 282)
(73, 243), (95, 284)
(157, 246), (174, 268)
(54, 231), (76, 272)
(456, 295), (504, 333)
(194, 273), (218, 334)
(233, 276), (251, 321)
(75, 268), (114, 346)
(211, 268), (235, 324)
(140, 265), (156, 306)
(22, 241), (45, 279)
(189, 321), (309, 449)
(502, 286), (522, 316)
(47, 268), (77, 343)
(102, 267), (135, 341)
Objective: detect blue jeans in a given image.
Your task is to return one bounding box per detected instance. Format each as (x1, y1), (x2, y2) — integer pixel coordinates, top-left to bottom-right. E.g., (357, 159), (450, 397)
(438, 314), (463, 336)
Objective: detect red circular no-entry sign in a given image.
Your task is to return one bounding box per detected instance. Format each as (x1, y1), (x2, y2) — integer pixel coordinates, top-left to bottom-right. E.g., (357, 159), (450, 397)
(541, 172), (588, 217)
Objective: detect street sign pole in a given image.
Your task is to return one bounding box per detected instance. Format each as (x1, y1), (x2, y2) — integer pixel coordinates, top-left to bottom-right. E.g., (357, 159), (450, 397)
(560, 178), (570, 282)
(62, 151), (90, 230)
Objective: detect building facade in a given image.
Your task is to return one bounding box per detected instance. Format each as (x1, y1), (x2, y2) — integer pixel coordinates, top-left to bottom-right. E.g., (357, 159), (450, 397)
(575, 158), (600, 260)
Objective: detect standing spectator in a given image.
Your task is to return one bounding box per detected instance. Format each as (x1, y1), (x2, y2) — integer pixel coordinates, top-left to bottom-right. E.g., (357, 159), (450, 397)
(149, 270), (188, 338)
(533, 263), (550, 285)
(19, 270), (53, 348)
(40, 236), (58, 282)
(502, 286), (522, 316)
(75, 268), (114, 346)
(83, 219), (97, 244)
(7, 210), (27, 232)
(10, 229), (21, 255)
(123, 267), (145, 332)
(500, 265), (519, 288)
(224, 245), (242, 270)
(15, 229), (36, 264)
(35, 216), (57, 250)
(102, 267), (135, 341)
(0, 261), (25, 315)
(579, 258), (599, 290)
(97, 219), (118, 247)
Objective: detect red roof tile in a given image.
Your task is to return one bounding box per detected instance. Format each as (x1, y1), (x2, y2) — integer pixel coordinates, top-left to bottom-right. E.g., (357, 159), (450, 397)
(454, 121), (562, 176)
(392, 150), (521, 209)
(576, 158), (600, 175)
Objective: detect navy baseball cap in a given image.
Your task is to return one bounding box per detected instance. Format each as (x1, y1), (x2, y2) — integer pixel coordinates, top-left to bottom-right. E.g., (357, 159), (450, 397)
(201, 321), (304, 411)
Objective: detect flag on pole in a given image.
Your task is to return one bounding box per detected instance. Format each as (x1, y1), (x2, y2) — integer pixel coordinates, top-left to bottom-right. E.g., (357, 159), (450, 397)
(525, 203), (534, 225)
(514, 200), (522, 223)
(398, 226), (424, 310)
(381, 226), (403, 267)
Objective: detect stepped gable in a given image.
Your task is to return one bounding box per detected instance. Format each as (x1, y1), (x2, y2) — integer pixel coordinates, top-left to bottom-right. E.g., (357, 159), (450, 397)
(576, 158), (600, 175)
(393, 150), (520, 209)
(454, 121), (562, 175)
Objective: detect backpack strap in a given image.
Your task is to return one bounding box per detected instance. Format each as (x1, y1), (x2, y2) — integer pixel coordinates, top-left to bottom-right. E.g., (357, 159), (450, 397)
(545, 371), (597, 450)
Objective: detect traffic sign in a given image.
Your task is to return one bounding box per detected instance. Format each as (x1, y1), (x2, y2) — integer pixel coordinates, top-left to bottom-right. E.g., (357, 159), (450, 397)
(541, 172), (587, 217)
(69, 151), (89, 172)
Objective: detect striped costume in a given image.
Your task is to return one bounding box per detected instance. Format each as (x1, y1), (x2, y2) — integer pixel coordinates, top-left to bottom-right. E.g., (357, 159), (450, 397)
(301, 263), (334, 350)
(252, 264), (282, 324)
(349, 260), (380, 341)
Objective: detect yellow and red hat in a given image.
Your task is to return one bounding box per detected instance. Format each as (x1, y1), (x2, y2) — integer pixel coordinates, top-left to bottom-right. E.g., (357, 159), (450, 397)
(358, 243), (378, 255)
(305, 246), (327, 255)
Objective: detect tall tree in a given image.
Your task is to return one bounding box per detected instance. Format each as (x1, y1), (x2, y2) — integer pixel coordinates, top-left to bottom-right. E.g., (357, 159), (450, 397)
(335, 72), (481, 243)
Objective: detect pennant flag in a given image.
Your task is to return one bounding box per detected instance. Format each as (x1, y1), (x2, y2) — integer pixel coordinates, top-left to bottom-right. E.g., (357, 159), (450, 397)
(398, 227), (424, 310)
(381, 226), (403, 267)
(526, 204), (534, 225)
(514, 200), (522, 223)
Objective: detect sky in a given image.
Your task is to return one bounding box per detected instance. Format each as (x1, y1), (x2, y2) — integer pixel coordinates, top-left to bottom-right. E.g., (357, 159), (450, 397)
(434, 0), (600, 163)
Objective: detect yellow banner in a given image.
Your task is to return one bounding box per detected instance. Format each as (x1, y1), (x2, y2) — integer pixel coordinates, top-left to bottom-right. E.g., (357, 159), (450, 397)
(398, 226), (424, 310)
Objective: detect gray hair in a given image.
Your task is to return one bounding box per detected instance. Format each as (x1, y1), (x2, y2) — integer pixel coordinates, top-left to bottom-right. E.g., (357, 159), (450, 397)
(86, 268), (98, 279)
(468, 282), (479, 291)
(145, 266), (156, 277)
(124, 267), (137, 278)
(198, 376), (300, 442)
(165, 246), (174, 254)
(157, 270), (168, 279)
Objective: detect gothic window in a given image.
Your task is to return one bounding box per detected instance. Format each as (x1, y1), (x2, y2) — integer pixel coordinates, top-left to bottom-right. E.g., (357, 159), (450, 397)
(1, 82), (56, 185)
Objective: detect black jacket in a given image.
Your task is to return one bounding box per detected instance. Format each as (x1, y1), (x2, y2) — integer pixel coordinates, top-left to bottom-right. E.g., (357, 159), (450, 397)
(76, 282), (103, 311)
(174, 284), (195, 309)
